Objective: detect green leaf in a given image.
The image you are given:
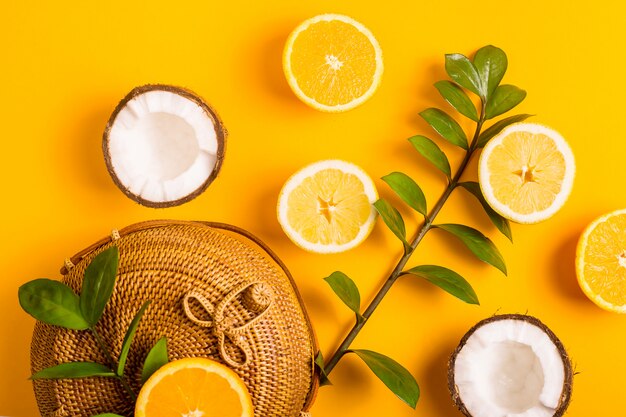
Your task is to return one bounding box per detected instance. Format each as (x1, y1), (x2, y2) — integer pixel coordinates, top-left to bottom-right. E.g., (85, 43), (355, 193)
(80, 246), (119, 326)
(434, 80), (478, 122)
(408, 135), (451, 178)
(477, 114), (532, 148)
(403, 265), (479, 305)
(434, 224), (507, 275)
(18, 279), (89, 330)
(374, 199), (411, 254)
(141, 337), (169, 383)
(91, 414), (125, 417)
(419, 108), (468, 149)
(117, 301), (151, 376)
(324, 272), (364, 324)
(458, 182), (512, 242)
(473, 45), (508, 99)
(485, 85), (527, 119)
(445, 53), (483, 98)
(30, 362), (116, 380)
(350, 349), (420, 408)
(315, 351), (332, 386)
(382, 172), (427, 216)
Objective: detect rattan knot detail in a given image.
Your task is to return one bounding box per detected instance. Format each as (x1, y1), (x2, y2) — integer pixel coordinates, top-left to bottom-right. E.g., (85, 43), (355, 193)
(242, 282), (273, 313)
(183, 280), (273, 368)
(63, 258), (74, 271)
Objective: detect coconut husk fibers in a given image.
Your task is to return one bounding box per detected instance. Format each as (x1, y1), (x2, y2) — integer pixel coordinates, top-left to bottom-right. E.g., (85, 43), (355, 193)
(448, 314), (573, 417)
(102, 84), (227, 208)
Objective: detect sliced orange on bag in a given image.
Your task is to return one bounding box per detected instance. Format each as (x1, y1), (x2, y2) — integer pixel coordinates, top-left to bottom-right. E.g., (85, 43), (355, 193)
(576, 209), (626, 313)
(283, 14), (383, 112)
(135, 358), (253, 417)
(277, 160), (378, 253)
(478, 123), (575, 224)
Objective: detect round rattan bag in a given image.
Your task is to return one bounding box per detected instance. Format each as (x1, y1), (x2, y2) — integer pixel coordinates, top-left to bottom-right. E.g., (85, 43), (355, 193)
(31, 220), (319, 417)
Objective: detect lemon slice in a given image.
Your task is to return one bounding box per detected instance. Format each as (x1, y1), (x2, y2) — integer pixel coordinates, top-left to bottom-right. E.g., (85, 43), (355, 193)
(135, 358), (253, 417)
(576, 209), (626, 313)
(277, 160), (378, 253)
(283, 14), (383, 112)
(478, 123), (575, 224)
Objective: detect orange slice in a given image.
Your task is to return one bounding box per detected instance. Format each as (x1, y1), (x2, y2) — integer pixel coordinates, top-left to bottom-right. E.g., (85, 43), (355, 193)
(135, 358), (253, 417)
(277, 160), (378, 253)
(283, 14), (383, 112)
(576, 209), (626, 313)
(478, 123), (575, 224)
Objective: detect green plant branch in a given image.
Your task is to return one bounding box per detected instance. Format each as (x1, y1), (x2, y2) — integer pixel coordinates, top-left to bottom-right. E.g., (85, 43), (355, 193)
(90, 327), (137, 401)
(324, 102), (487, 376)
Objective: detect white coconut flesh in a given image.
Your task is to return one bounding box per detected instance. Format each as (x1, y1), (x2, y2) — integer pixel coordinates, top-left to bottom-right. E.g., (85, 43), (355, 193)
(454, 319), (566, 417)
(107, 90), (219, 204)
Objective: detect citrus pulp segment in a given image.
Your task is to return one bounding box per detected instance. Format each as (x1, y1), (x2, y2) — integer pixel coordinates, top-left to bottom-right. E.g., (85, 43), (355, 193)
(135, 358), (253, 417)
(576, 209), (626, 313)
(478, 123), (575, 224)
(277, 160), (378, 253)
(283, 14), (383, 112)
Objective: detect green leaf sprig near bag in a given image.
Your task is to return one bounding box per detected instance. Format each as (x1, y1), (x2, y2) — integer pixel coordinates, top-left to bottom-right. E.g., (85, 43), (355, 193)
(18, 247), (168, 416)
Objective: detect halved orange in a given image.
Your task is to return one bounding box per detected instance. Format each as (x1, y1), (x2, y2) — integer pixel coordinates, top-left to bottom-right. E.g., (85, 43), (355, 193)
(135, 358), (253, 417)
(283, 14), (383, 112)
(576, 209), (626, 313)
(478, 123), (575, 224)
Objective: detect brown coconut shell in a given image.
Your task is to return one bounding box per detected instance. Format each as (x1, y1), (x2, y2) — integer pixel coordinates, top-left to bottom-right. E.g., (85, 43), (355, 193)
(103, 84), (227, 208)
(448, 314), (573, 417)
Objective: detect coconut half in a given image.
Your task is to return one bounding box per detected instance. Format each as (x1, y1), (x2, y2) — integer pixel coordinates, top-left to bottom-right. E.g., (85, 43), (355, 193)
(449, 314), (573, 417)
(103, 85), (226, 208)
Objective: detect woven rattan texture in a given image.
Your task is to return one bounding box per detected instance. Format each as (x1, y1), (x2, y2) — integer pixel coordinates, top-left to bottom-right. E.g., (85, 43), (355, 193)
(30, 222), (317, 417)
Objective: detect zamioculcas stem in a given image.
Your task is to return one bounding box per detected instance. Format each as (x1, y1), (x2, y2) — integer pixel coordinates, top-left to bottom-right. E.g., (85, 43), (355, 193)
(324, 102), (487, 376)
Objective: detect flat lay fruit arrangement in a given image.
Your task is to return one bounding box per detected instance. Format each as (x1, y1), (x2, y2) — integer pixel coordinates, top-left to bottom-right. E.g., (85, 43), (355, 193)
(4, 2), (626, 417)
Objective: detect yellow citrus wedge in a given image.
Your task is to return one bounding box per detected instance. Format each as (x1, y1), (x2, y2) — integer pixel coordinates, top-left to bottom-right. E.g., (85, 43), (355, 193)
(576, 209), (626, 313)
(135, 358), (253, 417)
(283, 14), (383, 112)
(277, 160), (378, 253)
(478, 123), (575, 224)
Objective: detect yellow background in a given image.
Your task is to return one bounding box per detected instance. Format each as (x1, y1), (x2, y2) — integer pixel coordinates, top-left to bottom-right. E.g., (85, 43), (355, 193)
(2, 0), (624, 415)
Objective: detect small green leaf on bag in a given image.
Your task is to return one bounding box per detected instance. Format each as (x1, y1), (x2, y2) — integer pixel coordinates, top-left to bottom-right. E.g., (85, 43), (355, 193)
(324, 271), (364, 324)
(403, 265), (479, 305)
(91, 414), (126, 417)
(141, 337), (169, 383)
(80, 246), (119, 326)
(315, 351), (332, 386)
(445, 53), (484, 98)
(350, 349), (420, 408)
(458, 182), (512, 242)
(477, 114), (532, 148)
(374, 199), (411, 254)
(117, 300), (151, 376)
(30, 362), (116, 380)
(18, 279), (89, 330)
(434, 80), (478, 122)
(485, 85), (527, 119)
(382, 172), (427, 216)
(419, 108), (468, 149)
(408, 135), (451, 178)
(434, 224), (507, 275)
(473, 45), (508, 99)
